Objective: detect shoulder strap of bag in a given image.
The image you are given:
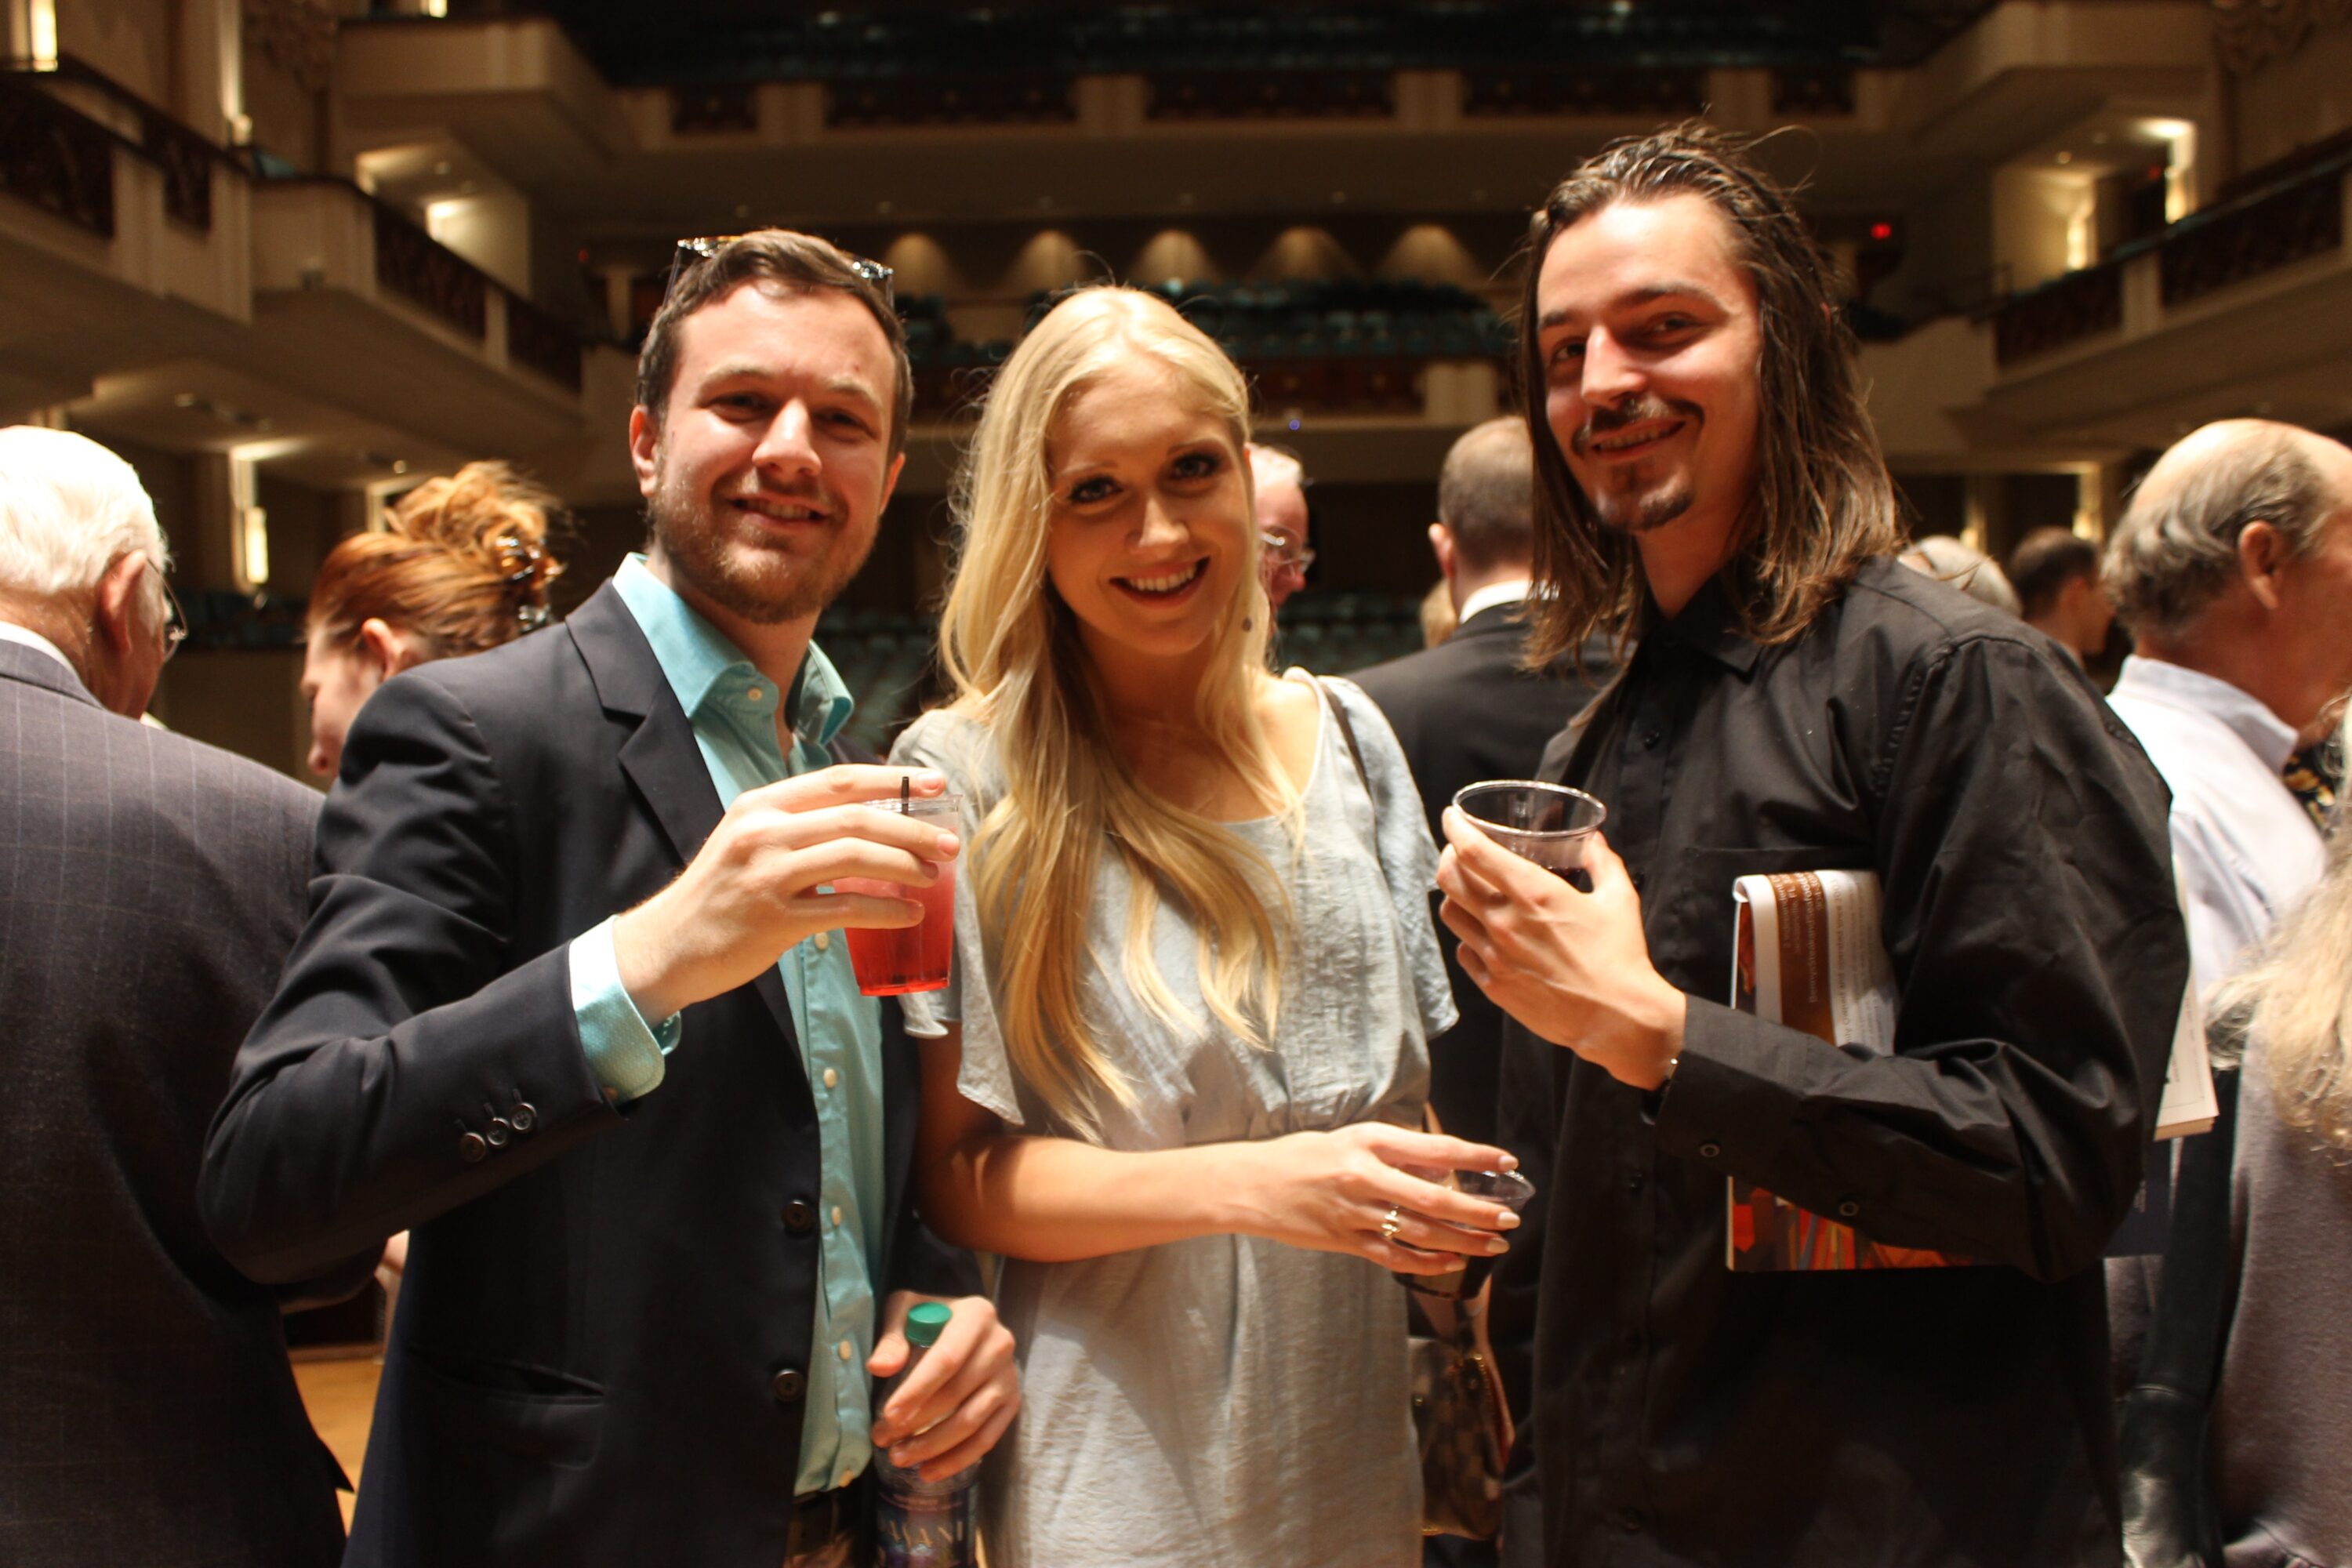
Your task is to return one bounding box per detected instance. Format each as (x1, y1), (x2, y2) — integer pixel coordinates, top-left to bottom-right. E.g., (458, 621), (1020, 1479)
(1318, 675), (1373, 796)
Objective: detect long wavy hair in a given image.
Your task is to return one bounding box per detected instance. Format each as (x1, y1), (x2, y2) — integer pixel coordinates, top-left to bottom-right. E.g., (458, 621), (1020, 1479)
(935, 286), (1294, 1136)
(1517, 122), (1904, 661)
(2210, 720), (2352, 1152)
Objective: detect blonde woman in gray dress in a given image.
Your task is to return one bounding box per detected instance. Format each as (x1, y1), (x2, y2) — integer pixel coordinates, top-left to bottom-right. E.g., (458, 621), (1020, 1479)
(889, 286), (1520, 1566)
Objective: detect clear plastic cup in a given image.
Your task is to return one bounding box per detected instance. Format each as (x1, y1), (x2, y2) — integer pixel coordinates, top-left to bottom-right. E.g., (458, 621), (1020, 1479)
(1452, 779), (1606, 881)
(1392, 1167), (1537, 1297)
(833, 793), (961, 997)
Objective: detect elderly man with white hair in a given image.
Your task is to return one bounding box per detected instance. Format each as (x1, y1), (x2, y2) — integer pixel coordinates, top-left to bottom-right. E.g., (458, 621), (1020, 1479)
(0, 426), (351, 1567)
(2102, 419), (2352, 1005)
(1248, 442), (1313, 610)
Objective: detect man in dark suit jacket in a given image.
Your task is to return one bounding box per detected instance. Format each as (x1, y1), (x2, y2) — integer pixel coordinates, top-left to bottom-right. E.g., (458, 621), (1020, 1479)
(0, 426), (348, 1567)
(201, 234), (1014, 1566)
(1354, 416), (1617, 1150)
(1354, 416), (1613, 1568)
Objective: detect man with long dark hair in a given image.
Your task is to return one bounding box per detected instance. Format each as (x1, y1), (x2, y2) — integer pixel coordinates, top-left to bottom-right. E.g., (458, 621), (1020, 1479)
(1436, 125), (2188, 1566)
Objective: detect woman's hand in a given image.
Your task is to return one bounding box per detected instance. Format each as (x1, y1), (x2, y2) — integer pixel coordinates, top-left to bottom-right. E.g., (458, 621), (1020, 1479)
(1229, 1123), (1523, 1275)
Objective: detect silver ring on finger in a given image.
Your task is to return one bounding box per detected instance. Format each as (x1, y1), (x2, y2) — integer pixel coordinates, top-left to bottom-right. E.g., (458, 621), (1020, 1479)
(1379, 1205), (1403, 1243)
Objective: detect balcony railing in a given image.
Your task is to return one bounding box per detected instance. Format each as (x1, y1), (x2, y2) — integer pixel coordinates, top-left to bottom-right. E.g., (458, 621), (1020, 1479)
(4, 56), (227, 233)
(0, 71), (118, 238)
(1994, 151), (2350, 368)
(2159, 161), (2345, 309)
(373, 200), (488, 339)
(1461, 68), (1708, 119)
(1991, 263), (2122, 366)
(830, 73), (1074, 128)
(1147, 69), (1393, 122)
(506, 290), (585, 390)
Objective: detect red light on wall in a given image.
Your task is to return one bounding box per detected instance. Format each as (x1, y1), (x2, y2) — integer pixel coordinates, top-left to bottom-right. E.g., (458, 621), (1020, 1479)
(1868, 221), (1894, 241)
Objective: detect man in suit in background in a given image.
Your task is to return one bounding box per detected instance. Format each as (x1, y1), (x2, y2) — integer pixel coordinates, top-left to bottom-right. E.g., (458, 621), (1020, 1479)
(1352, 416), (1614, 1568)
(1354, 416), (1615, 1149)
(201, 232), (1014, 1566)
(2009, 525), (2114, 666)
(0, 426), (349, 1566)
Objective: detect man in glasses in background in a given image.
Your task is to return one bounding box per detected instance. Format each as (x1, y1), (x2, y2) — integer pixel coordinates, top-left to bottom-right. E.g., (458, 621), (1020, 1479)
(1, 426), (353, 1566)
(1250, 441), (1315, 610)
(203, 232), (1016, 1566)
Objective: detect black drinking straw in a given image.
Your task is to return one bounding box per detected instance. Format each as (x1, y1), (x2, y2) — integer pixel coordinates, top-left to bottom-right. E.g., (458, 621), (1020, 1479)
(900, 773), (910, 812)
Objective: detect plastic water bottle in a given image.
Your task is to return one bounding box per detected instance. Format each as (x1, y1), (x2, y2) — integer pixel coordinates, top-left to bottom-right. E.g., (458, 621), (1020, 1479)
(873, 1301), (979, 1567)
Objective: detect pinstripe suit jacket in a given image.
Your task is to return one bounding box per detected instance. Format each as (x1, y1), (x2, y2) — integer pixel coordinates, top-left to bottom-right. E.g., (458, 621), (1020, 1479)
(0, 639), (346, 1566)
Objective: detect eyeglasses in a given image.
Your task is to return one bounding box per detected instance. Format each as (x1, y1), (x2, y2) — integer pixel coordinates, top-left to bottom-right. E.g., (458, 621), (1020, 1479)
(1260, 531), (1316, 572)
(666, 235), (895, 306)
(156, 569), (187, 662)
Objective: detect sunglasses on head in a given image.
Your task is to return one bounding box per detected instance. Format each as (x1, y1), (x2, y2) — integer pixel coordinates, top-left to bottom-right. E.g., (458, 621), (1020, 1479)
(665, 235), (895, 306)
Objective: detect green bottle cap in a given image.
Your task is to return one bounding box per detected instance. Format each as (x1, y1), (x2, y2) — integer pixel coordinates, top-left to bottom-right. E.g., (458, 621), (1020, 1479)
(906, 1301), (953, 1348)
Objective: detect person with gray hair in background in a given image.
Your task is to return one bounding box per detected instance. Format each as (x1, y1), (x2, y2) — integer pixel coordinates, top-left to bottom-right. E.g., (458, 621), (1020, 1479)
(1899, 532), (2022, 617)
(0, 426), (351, 1566)
(2101, 419), (2352, 1011)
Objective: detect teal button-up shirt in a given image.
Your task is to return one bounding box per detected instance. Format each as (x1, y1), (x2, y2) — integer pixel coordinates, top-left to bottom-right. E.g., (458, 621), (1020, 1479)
(567, 555), (888, 1497)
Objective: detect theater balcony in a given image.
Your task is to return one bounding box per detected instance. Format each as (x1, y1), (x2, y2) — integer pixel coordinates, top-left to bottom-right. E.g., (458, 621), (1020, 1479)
(1973, 142), (2352, 448)
(245, 175), (607, 457)
(1, 53), (624, 492)
(0, 59), (253, 416)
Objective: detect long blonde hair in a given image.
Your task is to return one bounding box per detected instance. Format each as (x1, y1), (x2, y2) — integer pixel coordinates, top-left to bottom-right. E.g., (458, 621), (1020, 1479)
(936, 286), (1294, 1135)
(2212, 747), (2352, 1150)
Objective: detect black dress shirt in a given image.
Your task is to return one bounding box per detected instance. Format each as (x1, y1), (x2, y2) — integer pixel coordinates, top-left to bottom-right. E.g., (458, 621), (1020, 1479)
(1504, 557), (2187, 1567)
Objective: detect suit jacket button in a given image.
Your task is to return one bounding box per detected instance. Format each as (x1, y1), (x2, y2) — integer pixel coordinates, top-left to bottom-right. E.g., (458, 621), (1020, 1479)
(459, 1131), (488, 1163)
(485, 1117), (513, 1148)
(510, 1102), (537, 1134)
(771, 1369), (807, 1403)
(783, 1200), (816, 1235)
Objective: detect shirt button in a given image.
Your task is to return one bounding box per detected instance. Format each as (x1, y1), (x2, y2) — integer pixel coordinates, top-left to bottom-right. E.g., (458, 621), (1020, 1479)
(747, 686), (764, 702)
(771, 1369), (806, 1403)
(839, 1469), (856, 1490)
(1838, 1200), (1861, 1218)
(783, 1200), (816, 1234)
(1698, 1142), (1722, 1160)
(1619, 1508), (1644, 1534)
(831, 1205), (844, 1228)
(1642, 730), (1662, 750)
(458, 1131), (488, 1163)
(813, 931), (830, 951)
(484, 1116), (512, 1148)
(838, 1340), (855, 1363)
(510, 1102), (537, 1134)
(823, 1067), (840, 1090)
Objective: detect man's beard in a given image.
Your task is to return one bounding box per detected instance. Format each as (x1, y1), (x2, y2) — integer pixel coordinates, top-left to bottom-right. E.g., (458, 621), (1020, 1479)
(647, 470), (873, 626)
(1572, 394), (1700, 535)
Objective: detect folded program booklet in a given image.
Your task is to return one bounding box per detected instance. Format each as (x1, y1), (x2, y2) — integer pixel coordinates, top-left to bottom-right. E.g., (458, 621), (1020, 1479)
(1726, 869), (1967, 1271)
(1724, 869), (2216, 1272)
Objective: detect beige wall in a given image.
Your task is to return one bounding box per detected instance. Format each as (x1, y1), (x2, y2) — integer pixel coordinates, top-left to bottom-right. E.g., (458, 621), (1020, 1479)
(2234, 20), (2352, 173)
(57, 0), (172, 102)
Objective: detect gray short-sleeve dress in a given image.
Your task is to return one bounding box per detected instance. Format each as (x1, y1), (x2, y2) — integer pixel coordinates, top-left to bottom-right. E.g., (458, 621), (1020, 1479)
(891, 673), (1455, 1568)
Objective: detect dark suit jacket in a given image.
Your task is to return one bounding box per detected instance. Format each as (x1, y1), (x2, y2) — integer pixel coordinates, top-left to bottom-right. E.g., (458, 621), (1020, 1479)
(1350, 602), (1617, 1147)
(0, 641), (344, 1568)
(199, 584), (976, 1566)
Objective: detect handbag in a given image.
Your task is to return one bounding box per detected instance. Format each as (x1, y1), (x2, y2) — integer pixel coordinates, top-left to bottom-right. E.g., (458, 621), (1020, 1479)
(1404, 1192), (1518, 1539)
(1317, 677), (1518, 1540)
